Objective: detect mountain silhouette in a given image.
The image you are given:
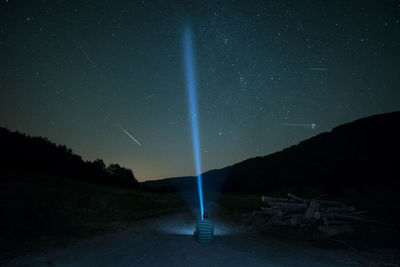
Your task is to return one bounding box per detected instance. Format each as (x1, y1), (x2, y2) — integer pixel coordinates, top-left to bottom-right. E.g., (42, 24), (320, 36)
(143, 111), (400, 193)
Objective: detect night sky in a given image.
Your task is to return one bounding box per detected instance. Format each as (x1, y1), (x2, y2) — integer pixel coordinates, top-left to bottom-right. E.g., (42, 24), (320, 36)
(1, 1), (399, 181)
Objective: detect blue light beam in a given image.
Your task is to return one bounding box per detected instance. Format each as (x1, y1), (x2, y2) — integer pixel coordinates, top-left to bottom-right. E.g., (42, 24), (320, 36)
(183, 24), (204, 219)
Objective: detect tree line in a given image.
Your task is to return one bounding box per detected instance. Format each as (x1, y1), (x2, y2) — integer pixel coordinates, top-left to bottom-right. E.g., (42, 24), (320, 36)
(0, 127), (138, 188)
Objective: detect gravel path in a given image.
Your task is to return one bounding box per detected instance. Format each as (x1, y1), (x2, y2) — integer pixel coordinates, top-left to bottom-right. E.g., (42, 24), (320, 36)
(3, 212), (397, 266)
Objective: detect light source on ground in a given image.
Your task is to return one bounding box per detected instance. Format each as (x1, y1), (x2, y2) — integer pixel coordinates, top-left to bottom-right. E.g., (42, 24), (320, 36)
(158, 222), (236, 236)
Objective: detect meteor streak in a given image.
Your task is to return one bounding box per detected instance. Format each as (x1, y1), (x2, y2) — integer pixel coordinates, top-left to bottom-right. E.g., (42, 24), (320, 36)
(308, 67), (328, 71)
(282, 123), (316, 129)
(118, 125), (142, 146)
(72, 39), (122, 90)
(73, 40), (105, 77)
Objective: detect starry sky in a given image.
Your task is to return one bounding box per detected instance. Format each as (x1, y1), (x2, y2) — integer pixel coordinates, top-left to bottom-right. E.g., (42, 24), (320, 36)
(1, 0), (399, 181)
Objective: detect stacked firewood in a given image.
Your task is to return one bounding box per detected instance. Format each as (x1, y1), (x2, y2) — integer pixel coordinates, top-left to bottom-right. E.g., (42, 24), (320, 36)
(253, 193), (369, 236)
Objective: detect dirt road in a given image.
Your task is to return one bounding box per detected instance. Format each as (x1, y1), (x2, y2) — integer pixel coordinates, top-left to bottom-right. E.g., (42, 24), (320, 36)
(2, 211), (397, 266)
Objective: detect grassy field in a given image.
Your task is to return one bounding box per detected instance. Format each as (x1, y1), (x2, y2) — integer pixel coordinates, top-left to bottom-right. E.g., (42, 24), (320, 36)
(0, 170), (187, 260)
(216, 193), (262, 218)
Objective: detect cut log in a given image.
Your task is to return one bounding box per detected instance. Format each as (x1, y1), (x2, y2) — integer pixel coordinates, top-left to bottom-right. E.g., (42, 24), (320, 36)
(318, 206), (356, 213)
(333, 214), (366, 222)
(323, 219), (353, 226)
(318, 225), (354, 236)
(261, 196), (288, 204)
(274, 202), (308, 207)
(350, 210), (368, 215)
(273, 202), (307, 210)
(313, 199), (343, 207)
(287, 193), (305, 203)
(259, 192), (371, 229)
(304, 200), (320, 220)
(315, 213), (336, 220)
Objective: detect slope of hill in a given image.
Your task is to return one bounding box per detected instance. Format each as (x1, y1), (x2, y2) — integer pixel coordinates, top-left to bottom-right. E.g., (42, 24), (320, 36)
(0, 127), (138, 188)
(141, 167), (231, 192)
(144, 111), (400, 194)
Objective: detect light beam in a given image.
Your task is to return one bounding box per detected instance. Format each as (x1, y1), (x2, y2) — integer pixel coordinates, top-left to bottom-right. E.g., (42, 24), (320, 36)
(183, 23), (204, 219)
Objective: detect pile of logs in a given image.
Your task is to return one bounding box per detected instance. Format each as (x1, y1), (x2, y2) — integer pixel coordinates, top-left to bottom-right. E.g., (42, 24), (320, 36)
(253, 193), (369, 236)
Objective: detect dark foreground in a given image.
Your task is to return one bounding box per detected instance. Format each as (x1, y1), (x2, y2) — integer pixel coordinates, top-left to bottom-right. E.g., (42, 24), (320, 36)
(1, 170), (399, 266)
(3, 211), (399, 267)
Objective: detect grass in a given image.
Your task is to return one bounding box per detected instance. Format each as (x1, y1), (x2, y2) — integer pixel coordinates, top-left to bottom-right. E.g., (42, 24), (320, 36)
(0, 169), (187, 260)
(216, 193), (262, 218)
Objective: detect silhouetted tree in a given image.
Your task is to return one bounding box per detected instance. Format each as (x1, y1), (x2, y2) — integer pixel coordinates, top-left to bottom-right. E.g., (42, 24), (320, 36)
(107, 163), (139, 188)
(0, 127), (139, 190)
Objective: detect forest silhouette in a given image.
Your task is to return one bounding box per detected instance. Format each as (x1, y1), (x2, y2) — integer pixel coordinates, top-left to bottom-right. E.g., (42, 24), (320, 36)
(0, 127), (138, 189)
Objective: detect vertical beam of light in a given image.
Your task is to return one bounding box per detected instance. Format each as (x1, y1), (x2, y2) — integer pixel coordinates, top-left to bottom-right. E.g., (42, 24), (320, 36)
(183, 24), (204, 219)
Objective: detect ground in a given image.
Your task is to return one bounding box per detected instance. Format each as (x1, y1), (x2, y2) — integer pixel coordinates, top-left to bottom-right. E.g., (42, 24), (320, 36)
(1, 172), (399, 266)
(2, 211), (399, 267)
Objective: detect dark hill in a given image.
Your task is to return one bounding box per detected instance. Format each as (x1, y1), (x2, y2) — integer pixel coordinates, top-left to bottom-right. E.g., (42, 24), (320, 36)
(0, 127), (138, 188)
(143, 111), (400, 194)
